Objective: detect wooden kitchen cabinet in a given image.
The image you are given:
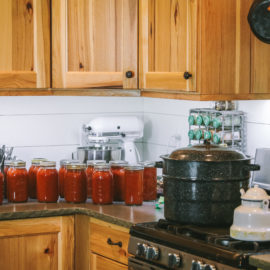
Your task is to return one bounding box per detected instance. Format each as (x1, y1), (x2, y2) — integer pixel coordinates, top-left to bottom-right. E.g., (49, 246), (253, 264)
(139, 0), (197, 92)
(74, 215), (130, 270)
(0, 0), (50, 89)
(0, 216), (74, 270)
(141, 0), (270, 100)
(52, 0), (138, 89)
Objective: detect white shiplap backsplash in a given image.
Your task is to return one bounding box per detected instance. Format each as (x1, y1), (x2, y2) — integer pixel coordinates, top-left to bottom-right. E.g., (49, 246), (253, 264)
(142, 98), (270, 161)
(0, 96), (270, 166)
(0, 96), (143, 167)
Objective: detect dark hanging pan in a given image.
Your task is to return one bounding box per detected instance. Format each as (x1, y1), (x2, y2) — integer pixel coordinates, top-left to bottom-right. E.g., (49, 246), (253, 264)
(248, 0), (270, 44)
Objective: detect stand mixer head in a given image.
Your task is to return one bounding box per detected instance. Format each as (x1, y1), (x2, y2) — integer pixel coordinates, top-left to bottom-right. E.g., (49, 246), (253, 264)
(79, 116), (143, 164)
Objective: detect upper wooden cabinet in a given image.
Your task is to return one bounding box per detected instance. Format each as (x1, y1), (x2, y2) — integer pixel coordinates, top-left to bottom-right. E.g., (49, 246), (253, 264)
(0, 0), (50, 89)
(139, 0), (197, 92)
(141, 0), (270, 100)
(52, 0), (138, 89)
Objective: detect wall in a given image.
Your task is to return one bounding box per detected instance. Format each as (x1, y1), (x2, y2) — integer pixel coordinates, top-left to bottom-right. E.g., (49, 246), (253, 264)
(1, 96), (270, 167)
(143, 98), (270, 161)
(0, 96), (143, 167)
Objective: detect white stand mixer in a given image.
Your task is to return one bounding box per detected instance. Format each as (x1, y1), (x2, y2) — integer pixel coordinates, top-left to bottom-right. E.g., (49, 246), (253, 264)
(80, 116), (143, 164)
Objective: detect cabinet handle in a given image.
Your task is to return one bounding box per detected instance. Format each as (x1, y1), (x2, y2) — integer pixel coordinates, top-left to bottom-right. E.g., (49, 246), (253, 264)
(126, 71), (134, 79)
(184, 72), (192, 80)
(107, 238), (122, 248)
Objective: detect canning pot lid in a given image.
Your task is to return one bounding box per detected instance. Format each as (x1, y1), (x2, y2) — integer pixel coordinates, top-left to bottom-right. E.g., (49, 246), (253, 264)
(168, 142), (247, 162)
(241, 185), (270, 201)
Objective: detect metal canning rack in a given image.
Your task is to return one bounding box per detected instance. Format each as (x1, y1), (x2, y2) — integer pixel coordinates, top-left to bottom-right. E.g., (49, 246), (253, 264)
(188, 108), (247, 153)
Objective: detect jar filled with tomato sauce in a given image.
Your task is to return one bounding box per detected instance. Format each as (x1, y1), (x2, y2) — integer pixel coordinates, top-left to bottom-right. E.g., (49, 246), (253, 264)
(28, 158), (47, 199)
(125, 165), (144, 206)
(139, 161), (157, 201)
(109, 160), (128, 201)
(65, 163), (87, 203)
(58, 159), (80, 198)
(86, 160), (106, 198)
(0, 171), (3, 205)
(3, 160), (12, 199)
(7, 160), (28, 203)
(92, 164), (113, 205)
(36, 161), (58, 203)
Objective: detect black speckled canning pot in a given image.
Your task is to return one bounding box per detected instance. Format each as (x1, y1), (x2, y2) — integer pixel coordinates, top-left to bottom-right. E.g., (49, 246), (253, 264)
(156, 147), (260, 226)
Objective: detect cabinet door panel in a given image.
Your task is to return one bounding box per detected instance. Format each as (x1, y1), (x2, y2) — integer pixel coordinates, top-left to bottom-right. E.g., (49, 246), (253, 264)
(52, 0), (138, 89)
(140, 0), (197, 91)
(251, 37), (270, 94)
(0, 233), (58, 270)
(0, 0), (50, 89)
(199, 0), (252, 95)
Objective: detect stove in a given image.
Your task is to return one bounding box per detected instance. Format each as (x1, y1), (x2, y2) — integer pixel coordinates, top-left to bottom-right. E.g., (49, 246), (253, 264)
(128, 219), (270, 270)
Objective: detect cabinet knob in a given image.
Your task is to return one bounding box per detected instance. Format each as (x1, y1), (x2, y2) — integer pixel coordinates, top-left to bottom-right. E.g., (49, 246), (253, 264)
(184, 72), (192, 80)
(126, 71), (134, 79)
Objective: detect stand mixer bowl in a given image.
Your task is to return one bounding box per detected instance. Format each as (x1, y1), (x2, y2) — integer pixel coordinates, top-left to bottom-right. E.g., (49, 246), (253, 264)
(75, 146), (123, 163)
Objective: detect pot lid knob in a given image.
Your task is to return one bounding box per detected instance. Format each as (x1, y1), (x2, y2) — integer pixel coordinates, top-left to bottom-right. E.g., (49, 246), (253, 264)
(241, 185), (270, 201)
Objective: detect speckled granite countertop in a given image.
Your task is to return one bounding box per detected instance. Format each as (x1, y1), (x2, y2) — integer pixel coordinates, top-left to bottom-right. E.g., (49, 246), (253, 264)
(249, 254), (270, 270)
(0, 199), (164, 228)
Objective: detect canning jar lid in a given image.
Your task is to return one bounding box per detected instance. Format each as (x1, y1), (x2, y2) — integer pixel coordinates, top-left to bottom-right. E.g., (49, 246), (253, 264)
(40, 161), (56, 167)
(31, 158), (48, 165)
(60, 159), (79, 166)
(4, 160), (13, 166)
(66, 163), (86, 170)
(11, 160), (26, 167)
(138, 161), (156, 168)
(94, 164), (110, 171)
(109, 160), (128, 167)
(125, 165), (144, 171)
(168, 141), (247, 162)
(87, 160), (106, 166)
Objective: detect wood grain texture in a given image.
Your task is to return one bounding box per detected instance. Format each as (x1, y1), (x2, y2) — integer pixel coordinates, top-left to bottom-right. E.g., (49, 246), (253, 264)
(251, 36), (270, 94)
(0, 216), (74, 270)
(0, 233), (58, 270)
(139, 0), (197, 91)
(53, 0), (138, 89)
(75, 215), (90, 270)
(0, 0), (50, 89)
(89, 218), (130, 265)
(199, 0), (251, 95)
(90, 253), (128, 270)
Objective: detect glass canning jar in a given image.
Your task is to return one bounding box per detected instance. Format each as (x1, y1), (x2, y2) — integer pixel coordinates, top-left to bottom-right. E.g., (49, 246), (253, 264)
(86, 160), (106, 198)
(124, 165), (144, 206)
(3, 160), (12, 199)
(58, 159), (80, 198)
(36, 161), (58, 203)
(7, 160), (28, 203)
(139, 161), (157, 201)
(110, 160), (128, 201)
(92, 164), (113, 205)
(28, 158), (47, 199)
(65, 163), (87, 203)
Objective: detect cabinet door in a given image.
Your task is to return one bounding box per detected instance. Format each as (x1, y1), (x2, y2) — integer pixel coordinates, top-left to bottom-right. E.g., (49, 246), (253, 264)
(139, 0), (197, 91)
(52, 0), (138, 89)
(0, 0), (50, 89)
(90, 252), (128, 270)
(198, 0), (251, 97)
(251, 37), (270, 94)
(0, 216), (74, 270)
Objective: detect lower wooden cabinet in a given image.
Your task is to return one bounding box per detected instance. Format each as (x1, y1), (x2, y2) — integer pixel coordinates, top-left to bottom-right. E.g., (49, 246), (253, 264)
(90, 252), (128, 270)
(0, 216), (74, 270)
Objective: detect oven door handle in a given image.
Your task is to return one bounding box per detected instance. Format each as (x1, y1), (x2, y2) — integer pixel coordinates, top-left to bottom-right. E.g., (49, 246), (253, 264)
(107, 238), (122, 248)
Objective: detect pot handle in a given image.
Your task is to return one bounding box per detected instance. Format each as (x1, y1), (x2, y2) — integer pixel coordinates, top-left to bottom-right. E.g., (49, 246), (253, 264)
(243, 164), (260, 172)
(155, 161), (164, 169)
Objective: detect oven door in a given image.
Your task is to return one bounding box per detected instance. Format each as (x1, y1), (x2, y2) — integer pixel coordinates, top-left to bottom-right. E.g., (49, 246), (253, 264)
(128, 257), (166, 270)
